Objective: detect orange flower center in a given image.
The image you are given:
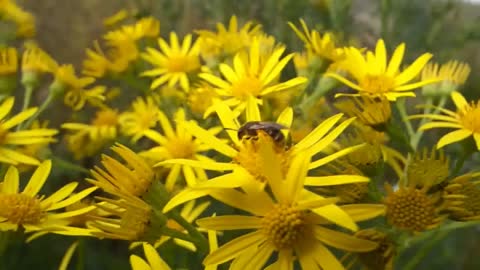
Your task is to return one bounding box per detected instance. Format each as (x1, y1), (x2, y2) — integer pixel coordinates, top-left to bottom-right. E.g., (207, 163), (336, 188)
(92, 109), (119, 127)
(166, 55), (200, 73)
(359, 74), (395, 94)
(262, 203), (306, 249)
(0, 193), (43, 224)
(165, 136), (197, 159)
(458, 103), (480, 133)
(231, 76), (263, 100)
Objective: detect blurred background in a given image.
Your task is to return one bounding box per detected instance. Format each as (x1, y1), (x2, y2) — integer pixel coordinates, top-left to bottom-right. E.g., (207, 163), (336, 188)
(4, 0), (480, 269)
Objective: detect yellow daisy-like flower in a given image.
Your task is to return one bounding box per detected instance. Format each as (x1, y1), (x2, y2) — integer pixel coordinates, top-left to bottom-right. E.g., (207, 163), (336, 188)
(119, 96), (160, 142)
(82, 41), (131, 78)
(0, 47), (17, 75)
(289, 19), (344, 62)
(141, 108), (220, 191)
(0, 1), (36, 38)
(88, 193), (155, 241)
(160, 99), (368, 212)
(103, 9), (130, 27)
(196, 15), (262, 59)
(22, 44), (58, 74)
(88, 143), (154, 198)
(197, 152), (381, 269)
(62, 108), (119, 143)
(141, 32), (201, 92)
(334, 96), (392, 127)
(62, 108), (118, 160)
(103, 16), (160, 43)
(130, 243), (171, 270)
(0, 97), (57, 165)
(326, 39), (435, 100)
(187, 83), (220, 116)
(443, 173), (480, 221)
(0, 161), (97, 234)
(199, 38), (307, 114)
(416, 91), (480, 149)
(422, 60), (471, 97)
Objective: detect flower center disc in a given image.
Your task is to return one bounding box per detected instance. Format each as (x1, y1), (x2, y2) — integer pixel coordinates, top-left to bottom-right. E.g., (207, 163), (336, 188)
(231, 76), (263, 99)
(262, 204), (305, 249)
(0, 193), (43, 224)
(360, 74), (395, 94)
(166, 137), (196, 159)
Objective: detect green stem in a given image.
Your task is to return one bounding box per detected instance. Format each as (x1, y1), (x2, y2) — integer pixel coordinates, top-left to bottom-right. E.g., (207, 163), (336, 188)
(76, 239), (84, 270)
(169, 210), (208, 254)
(16, 85), (35, 131)
(23, 91), (56, 129)
(410, 98), (433, 150)
(161, 227), (196, 243)
(403, 230), (449, 270)
(395, 98), (414, 138)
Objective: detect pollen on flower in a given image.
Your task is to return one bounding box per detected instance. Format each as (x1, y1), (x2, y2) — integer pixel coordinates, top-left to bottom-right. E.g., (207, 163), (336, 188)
(384, 187), (438, 232)
(231, 77), (263, 99)
(166, 55), (200, 73)
(92, 109), (119, 127)
(0, 194), (43, 224)
(457, 101), (480, 133)
(165, 137), (197, 159)
(261, 203), (306, 249)
(359, 75), (395, 94)
(233, 131), (289, 182)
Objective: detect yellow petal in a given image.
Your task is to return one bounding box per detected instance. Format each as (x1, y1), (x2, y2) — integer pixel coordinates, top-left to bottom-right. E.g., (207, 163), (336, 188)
(394, 53), (432, 86)
(307, 117), (356, 154)
(196, 215), (262, 230)
(48, 186), (97, 211)
(59, 242), (79, 270)
(324, 73), (363, 91)
(375, 39), (387, 73)
(419, 122), (462, 131)
(451, 91), (468, 110)
(143, 243), (171, 270)
(284, 153), (311, 204)
(2, 108), (37, 130)
(473, 133), (480, 150)
(246, 95), (261, 122)
(293, 113), (343, 154)
(340, 204), (385, 222)
(184, 121), (238, 158)
(386, 43), (405, 76)
(155, 159), (237, 171)
(313, 226), (378, 252)
(310, 242), (345, 270)
(40, 182), (79, 209)
(163, 188), (210, 213)
(436, 129), (472, 149)
(203, 231), (265, 265)
(309, 144), (365, 170)
(22, 160), (51, 196)
(2, 166), (19, 194)
(210, 189), (273, 216)
(130, 255), (151, 270)
(0, 97), (14, 121)
(304, 175), (369, 186)
(312, 204), (358, 231)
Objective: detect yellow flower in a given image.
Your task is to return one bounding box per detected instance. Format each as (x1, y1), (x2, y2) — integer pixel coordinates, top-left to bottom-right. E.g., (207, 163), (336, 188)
(16, 120), (52, 172)
(443, 173), (480, 221)
(160, 100), (368, 212)
(416, 91), (480, 149)
(142, 32), (201, 91)
(119, 96), (160, 142)
(130, 243), (171, 270)
(103, 9), (129, 27)
(196, 152), (381, 269)
(104, 16), (160, 42)
(62, 108), (119, 143)
(0, 47), (17, 75)
(88, 143), (154, 198)
(406, 148), (449, 188)
(199, 38), (307, 114)
(334, 96), (391, 127)
(196, 15), (262, 59)
(22, 44), (58, 74)
(326, 39), (435, 100)
(88, 193), (155, 241)
(289, 19), (344, 62)
(0, 97), (57, 165)
(62, 108), (118, 160)
(187, 83), (220, 116)
(82, 41), (130, 78)
(0, 1), (36, 38)
(141, 108), (220, 191)
(0, 161), (97, 235)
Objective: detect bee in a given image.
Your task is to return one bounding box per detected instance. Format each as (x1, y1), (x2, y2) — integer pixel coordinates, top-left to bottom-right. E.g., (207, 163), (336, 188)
(237, 121), (288, 145)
